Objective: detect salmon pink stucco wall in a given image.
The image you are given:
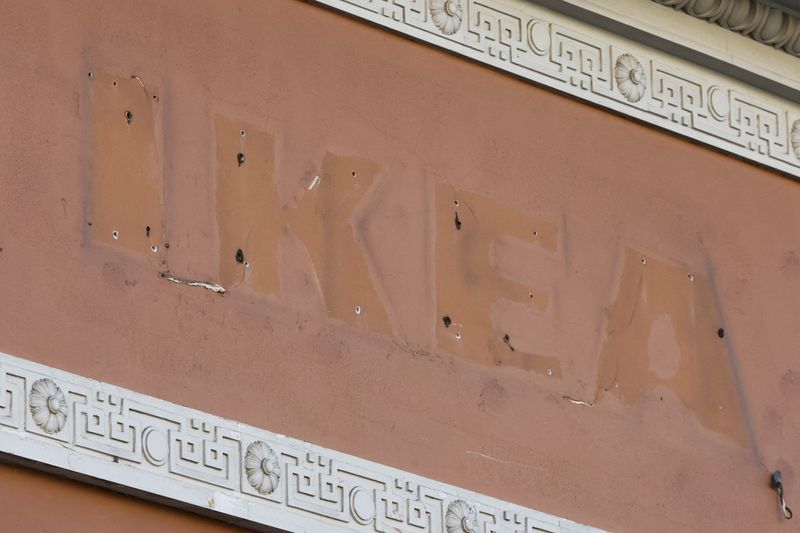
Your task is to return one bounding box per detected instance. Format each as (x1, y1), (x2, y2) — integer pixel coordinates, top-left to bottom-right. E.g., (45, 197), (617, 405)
(1, 0), (799, 532)
(0, 462), (246, 532)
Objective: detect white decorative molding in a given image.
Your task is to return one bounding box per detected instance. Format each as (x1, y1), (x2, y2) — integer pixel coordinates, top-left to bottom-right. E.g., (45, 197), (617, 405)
(652, 0), (800, 57)
(311, 0), (800, 179)
(0, 352), (604, 532)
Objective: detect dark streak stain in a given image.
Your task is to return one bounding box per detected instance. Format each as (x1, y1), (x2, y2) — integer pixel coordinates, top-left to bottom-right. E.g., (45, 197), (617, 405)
(502, 333), (515, 351)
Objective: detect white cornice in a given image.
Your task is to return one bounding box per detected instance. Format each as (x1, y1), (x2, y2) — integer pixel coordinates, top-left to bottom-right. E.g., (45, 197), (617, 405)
(311, 0), (800, 179)
(0, 351), (604, 532)
(652, 0), (800, 58)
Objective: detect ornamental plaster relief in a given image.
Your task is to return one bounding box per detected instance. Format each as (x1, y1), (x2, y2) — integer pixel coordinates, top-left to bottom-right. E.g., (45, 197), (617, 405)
(652, 0), (800, 57)
(311, 0), (800, 178)
(0, 351), (603, 533)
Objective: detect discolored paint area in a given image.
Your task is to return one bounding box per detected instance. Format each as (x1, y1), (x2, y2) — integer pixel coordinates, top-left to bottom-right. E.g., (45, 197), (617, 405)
(596, 249), (749, 444)
(435, 183), (561, 376)
(88, 71), (164, 259)
(215, 120), (392, 333)
(1, 0), (800, 532)
(215, 116), (281, 296)
(287, 153), (392, 335)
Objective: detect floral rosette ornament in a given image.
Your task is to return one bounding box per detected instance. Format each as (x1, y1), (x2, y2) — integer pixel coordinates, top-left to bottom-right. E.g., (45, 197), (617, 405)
(430, 0), (463, 36)
(791, 119), (800, 160)
(445, 499), (478, 533)
(29, 378), (68, 434)
(614, 53), (647, 103)
(244, 441), (281, 494)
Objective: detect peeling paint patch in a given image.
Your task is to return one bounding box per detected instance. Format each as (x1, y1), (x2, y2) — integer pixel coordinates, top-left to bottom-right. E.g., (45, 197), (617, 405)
(562, 396), (595, 407)
(162, 274), (226, 294)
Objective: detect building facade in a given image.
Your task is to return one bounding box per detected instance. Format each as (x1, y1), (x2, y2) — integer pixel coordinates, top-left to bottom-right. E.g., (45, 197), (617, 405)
(1, 0), (799, 531)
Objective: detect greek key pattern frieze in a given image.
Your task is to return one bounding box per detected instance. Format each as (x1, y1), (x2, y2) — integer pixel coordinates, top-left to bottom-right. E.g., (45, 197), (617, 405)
(0, 352), (602, 532)
(314, 0), (800, 177)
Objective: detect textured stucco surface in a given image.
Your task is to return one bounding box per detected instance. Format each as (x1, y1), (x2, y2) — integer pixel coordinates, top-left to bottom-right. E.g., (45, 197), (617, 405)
(1, 0), (799, 531)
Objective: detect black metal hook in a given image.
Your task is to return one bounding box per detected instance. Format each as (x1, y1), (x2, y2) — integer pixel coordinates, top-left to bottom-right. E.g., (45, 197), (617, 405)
(771, 471), (793, 520)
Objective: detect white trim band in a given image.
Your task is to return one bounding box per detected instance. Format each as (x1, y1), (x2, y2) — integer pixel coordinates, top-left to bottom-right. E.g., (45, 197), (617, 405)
(0, 352), (604, 532)
(312, 0), (800, 179)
